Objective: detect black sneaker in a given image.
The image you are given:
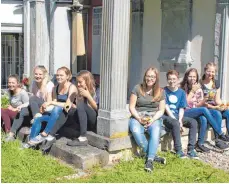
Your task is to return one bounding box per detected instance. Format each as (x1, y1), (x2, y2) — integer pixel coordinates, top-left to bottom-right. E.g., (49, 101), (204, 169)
(144, 159), (154, 172)
(67, 139), (88, 146)
(195, 144), (210, 153)
(215, 140), (229, 150)
(154, 156), (166, 164)
(219, 134), (229, 142)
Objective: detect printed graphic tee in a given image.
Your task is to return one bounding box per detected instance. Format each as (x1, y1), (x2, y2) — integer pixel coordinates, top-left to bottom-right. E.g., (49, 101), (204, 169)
(164, 87), (187, 119)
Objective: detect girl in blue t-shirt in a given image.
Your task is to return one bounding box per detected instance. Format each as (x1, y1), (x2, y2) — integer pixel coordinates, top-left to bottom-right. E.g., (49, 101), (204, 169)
(163, 70), (198, 159)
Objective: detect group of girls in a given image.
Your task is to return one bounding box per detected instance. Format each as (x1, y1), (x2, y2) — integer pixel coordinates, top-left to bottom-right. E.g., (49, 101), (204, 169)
(1, 65), (99, 148)
(129, 62), (229, 172)
(2, 62), (229, 173)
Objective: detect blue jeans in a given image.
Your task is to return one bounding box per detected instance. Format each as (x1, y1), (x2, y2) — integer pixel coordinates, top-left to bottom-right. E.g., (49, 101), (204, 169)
(129, 118), (162, 160)
(29, 106), (63, 140)
(184, 107), (223, 145)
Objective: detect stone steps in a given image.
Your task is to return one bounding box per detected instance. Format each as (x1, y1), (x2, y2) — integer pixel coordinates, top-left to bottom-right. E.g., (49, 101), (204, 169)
(17, 120), (227, 170)
(49, 137), (109, 170)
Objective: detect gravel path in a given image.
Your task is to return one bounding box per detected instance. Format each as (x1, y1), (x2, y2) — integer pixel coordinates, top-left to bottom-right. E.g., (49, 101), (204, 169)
(197, 141), (229, 173)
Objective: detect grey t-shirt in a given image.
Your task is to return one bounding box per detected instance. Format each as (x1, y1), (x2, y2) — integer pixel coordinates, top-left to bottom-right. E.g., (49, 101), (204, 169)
(8, 89), (29, 108)
(131, 84), (164, 112)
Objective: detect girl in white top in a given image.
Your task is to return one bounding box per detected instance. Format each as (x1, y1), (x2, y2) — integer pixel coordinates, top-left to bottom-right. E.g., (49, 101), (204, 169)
(5, 65), (54, 142)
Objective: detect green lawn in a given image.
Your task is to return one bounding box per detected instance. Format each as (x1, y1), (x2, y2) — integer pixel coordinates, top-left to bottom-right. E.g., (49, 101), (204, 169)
(2, 140), (229, 183)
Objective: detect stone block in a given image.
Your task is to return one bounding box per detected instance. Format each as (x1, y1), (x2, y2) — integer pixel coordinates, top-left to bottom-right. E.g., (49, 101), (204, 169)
(50, 137), (109, 170)
(86, 131), (133, 152)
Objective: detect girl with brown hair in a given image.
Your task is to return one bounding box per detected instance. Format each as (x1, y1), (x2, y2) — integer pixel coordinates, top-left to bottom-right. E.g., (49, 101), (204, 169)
(129, 67), (165, 172)
(181, 68), (229, 152)
(1, 75), (29, 133)
(67, 70), (99, 146)
(5, 65), (54, 142)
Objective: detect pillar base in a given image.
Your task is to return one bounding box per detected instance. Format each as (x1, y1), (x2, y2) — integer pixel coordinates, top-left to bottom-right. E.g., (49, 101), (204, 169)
(86, 131), (133, 152)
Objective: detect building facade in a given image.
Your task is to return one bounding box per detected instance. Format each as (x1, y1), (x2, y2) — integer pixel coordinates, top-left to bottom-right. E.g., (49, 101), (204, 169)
(1, 0), (229, 151)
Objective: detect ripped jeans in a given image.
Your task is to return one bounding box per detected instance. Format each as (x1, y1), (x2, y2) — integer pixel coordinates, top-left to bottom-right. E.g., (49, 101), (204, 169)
(129, 118), (162, 160)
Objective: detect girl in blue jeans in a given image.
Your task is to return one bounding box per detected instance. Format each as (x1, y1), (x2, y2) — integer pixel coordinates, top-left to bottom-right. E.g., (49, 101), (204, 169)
(24, 67), (77, 147)
(201, 63), (229, 140)
(180, 68), (229, 152)
(129, 67), (165, 172)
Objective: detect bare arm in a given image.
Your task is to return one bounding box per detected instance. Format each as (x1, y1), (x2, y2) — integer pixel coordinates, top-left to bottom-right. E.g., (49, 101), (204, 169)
(178, 108), (184, 124)
(165, 104), (176, 119)
(129, 94), (142, 122)
(51, 85), (77, 107)
(149, 99), (165, 124)
(87, 94), (97, 111)
(215, 88), (222, 105)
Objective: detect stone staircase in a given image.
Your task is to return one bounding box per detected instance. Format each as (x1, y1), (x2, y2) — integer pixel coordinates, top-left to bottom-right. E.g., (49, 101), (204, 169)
(17, 120), (227, 170)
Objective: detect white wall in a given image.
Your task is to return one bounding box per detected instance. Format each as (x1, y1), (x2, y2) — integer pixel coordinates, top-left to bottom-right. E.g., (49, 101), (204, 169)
(191, 0), (216, 75)
(141, 0), (216, 87)
(141, 0), (167, 86)
(53, 6), (71, 72)
(1, 2), (23, 32)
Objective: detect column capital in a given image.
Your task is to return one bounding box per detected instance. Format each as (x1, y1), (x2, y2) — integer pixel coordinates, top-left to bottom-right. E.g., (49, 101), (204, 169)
(216, 0), (229, 5)
(30, 0), (45, 2)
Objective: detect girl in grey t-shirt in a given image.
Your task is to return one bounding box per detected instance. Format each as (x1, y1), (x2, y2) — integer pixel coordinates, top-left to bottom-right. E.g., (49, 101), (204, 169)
(1, 75), (29, 133)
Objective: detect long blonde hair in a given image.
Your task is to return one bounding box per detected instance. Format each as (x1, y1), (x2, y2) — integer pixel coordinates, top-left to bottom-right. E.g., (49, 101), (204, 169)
(201, 62), (217, 88)
(77, 70), (95, 96)
(139, 67), (162, 102)
(33, 65), (50, 94)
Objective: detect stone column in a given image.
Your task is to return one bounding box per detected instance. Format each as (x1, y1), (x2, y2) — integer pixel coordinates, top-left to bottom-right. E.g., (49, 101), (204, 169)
(23, 0), (30, 77)
(128, 0), (144, 97)
(214, 0), (229, 100)
(97, 0), (130, 139)
(30, 0), (50, 72)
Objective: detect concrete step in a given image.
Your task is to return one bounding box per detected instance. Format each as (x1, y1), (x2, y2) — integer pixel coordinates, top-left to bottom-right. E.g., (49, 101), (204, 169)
(49, 137), (109, 170)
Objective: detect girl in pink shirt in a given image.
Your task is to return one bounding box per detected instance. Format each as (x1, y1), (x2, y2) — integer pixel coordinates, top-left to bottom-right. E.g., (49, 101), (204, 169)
(181, 68), (229, 152)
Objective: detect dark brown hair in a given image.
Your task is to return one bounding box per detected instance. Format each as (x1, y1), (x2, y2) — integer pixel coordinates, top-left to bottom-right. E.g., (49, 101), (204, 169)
(180, 68), (199, 94)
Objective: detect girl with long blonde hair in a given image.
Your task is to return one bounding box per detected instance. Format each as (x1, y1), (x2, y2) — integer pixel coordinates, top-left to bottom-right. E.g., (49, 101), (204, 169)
(200, 62), (229, 145)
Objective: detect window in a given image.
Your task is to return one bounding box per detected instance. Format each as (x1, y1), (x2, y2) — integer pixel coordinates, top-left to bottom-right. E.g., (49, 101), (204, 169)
(1, 33), (24, 88)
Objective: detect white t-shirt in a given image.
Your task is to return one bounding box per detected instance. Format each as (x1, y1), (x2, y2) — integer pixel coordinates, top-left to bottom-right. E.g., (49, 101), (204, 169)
(31, 81), (54, 101)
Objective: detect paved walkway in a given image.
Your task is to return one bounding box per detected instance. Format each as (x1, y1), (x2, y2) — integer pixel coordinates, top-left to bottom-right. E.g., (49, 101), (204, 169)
(198, 140), (229, 173)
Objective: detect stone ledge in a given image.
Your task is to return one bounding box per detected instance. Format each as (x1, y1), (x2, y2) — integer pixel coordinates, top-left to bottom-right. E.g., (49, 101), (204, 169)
(50, 137), (109, 170)
(86, 131), (133, 152)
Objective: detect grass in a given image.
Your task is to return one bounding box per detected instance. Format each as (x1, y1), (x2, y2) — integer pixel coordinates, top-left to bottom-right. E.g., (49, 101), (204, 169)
(56, 152), (229, 183)
(2, 140), (229, 183)
(1, 140), (74, 183)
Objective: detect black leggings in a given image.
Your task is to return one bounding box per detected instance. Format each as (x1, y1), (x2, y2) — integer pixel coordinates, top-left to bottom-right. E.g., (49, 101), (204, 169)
(50, 101), (97, 137)
(76, 100), (97, 136)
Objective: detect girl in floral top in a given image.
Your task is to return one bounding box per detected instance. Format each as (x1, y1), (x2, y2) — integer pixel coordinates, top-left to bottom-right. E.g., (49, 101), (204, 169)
(201, 62), (229, 142)
(181, 68), (229, 152)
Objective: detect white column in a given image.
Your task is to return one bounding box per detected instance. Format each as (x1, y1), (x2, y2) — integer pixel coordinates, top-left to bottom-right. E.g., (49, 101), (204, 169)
(214, 0), (229, 101)
(97, 0), (131, 138)
(23, 0), (30, 77)
(30, 0), (50, 72)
